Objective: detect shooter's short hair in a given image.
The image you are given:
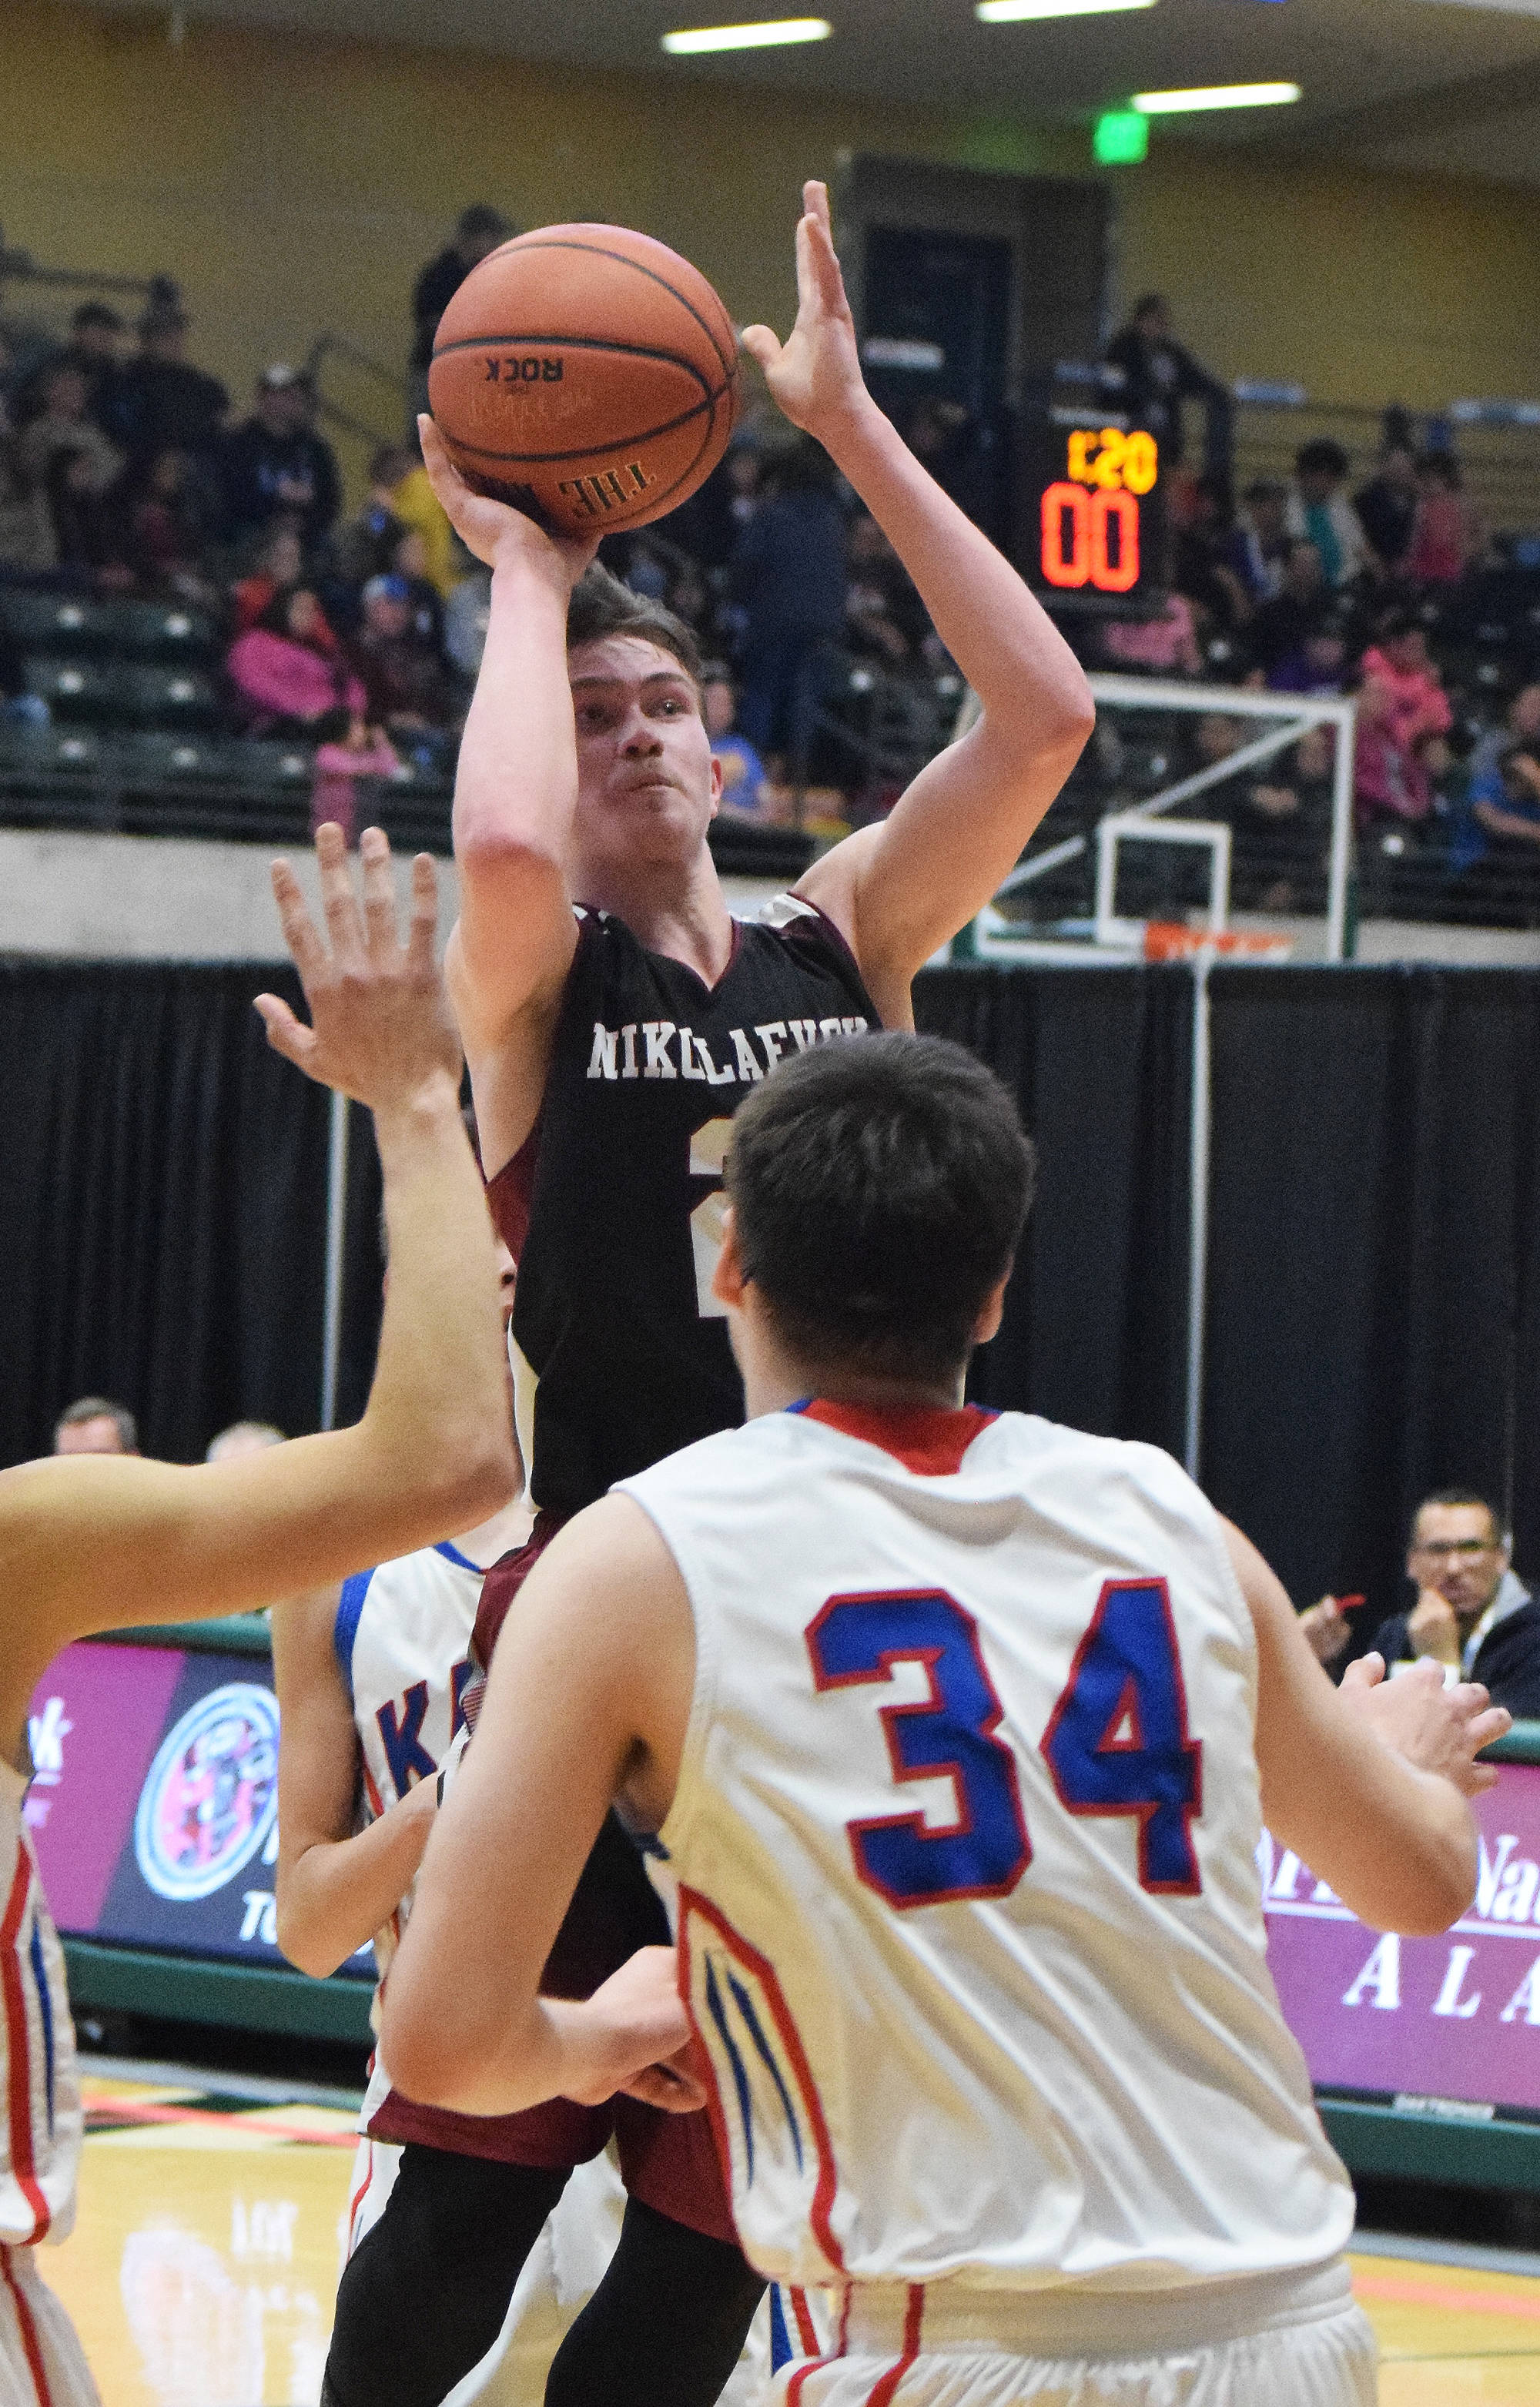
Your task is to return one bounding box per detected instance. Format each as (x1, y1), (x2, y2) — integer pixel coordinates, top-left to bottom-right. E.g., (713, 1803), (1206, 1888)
(566, 564), (701, 688)
(726, 1033), (1035, 1388)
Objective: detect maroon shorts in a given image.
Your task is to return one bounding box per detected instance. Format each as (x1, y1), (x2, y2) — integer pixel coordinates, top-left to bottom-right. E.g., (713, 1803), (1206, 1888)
(369, 1517), (737, 2245)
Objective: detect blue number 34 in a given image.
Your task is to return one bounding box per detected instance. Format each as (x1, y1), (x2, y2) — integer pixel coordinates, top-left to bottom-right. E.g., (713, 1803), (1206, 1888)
(805, 1578), (1202, 1911)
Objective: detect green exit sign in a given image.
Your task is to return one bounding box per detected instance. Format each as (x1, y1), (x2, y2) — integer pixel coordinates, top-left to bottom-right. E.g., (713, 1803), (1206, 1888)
(1093, 111), (1150, 166)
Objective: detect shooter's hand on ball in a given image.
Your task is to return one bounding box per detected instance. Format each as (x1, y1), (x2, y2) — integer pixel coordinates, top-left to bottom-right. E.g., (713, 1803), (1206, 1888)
(740, 179), (869, 442)
(417, 414), (598, 587)
(1340, 1651), (1510, 1796)
(254, 824), (463, 1114)
(554, 1945), (705, 2114)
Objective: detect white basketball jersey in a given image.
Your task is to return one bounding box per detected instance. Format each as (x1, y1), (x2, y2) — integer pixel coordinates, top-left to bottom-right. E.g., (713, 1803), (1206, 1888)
(619, 1399), (1353, 2297)
(336, 1542), (483, 1973)
(0, 1766), (80, 2249)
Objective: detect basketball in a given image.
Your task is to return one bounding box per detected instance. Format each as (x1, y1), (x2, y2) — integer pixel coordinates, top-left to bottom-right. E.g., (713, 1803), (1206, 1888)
(427, 224), (740, 537)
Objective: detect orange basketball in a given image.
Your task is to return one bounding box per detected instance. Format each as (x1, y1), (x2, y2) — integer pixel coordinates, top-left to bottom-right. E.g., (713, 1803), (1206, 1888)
(428, 224), (740, 537)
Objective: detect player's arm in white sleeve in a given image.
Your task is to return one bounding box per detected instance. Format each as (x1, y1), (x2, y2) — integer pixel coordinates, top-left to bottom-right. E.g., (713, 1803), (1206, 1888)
(271, 1583), (440, 1980)
(0, 829), (517, 1770)
(417, 418), (599, 1177)
(381, 1494), (697, 2119)
(746, 183), (1095, 1027)
(1226, 1517), (1506, 1937)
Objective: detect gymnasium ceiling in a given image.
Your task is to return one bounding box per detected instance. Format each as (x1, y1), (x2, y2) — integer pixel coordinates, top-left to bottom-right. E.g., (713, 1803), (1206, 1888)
(75, 0), (1540, 186)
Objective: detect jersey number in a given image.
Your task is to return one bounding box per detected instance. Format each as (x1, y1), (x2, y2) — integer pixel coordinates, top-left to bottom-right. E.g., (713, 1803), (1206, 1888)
(688, 1118), (735, 1319)
(806, 1578), (1202, 1911)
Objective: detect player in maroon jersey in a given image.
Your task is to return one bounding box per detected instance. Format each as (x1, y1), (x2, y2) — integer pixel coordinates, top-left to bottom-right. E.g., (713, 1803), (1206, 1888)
(321, 185), (1094, 2407)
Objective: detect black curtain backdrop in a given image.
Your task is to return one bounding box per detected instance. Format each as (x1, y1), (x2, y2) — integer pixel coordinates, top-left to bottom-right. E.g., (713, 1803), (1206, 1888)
(1, 956), (1535, 1642)
(916, 966), (1191, 1454)
(1200, 966), (1540, 1639)
(0, 960), (383, 1466)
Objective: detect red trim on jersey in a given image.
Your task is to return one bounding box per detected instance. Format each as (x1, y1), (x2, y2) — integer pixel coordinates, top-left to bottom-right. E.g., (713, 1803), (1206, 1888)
(798, 1400), (999, 1478)
(0, 2246), (52, 2407)
(676, 1887), (845, 2275)
(484, 1116), (542, 1262)
(346, 2143), (377, 2258)
(789, 2286), (819, 2354)
(863, 2285), (925, 2407)
(786, 2285), (850, 2404)
(0, 1858), (49, 2243)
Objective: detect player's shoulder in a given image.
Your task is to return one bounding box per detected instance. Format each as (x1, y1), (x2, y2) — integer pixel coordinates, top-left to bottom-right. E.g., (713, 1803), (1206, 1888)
(335, 1540), (482, 1696)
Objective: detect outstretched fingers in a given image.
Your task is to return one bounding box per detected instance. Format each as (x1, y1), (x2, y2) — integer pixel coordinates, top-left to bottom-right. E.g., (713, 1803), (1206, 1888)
(406, 852), (440, 978)
(252, 993), (313, 1070)
(269, 856), (327, 987)
(802, 199), (851, 320)
(315, 821), (367, 969)
(357, 825), (400, 962)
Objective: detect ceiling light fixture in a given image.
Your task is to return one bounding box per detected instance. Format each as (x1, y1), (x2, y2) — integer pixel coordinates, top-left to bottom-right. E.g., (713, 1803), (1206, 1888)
(978, 0), (1157, 20)
(1133, 81), (1302, 112)
(661, 18), (832, 52)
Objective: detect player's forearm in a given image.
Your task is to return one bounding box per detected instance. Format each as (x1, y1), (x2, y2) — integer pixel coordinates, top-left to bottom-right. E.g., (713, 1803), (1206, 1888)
(277, 1793), (434, 1980)
(362, 1079), (515, 1525)
(387, 1991), (648, 2118)
(1334, 1764), (1477, 1938)
(452, 553), (576, 872)
(817, 395), (1093, 745)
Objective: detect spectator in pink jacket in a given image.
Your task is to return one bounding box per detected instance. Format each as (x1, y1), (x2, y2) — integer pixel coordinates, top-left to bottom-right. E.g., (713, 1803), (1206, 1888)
(1354, 613), (1453, 830)
(226, 587), (363, 734)
(309, 708), (401, 844)
(1360, 611), (1452, 749)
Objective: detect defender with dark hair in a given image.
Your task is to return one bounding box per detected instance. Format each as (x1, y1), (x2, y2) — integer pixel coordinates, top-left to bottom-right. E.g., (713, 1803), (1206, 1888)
(359, 180), (1094, 2407)
(728, 1033), (1034, 1388)
(387, 1028), (1505, 2407)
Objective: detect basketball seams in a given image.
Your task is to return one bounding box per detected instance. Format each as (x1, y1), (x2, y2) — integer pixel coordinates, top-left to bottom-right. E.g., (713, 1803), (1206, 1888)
(462, 390), (726, 531)
(430, 386), (729, 470)
(470, 233), (737, 380)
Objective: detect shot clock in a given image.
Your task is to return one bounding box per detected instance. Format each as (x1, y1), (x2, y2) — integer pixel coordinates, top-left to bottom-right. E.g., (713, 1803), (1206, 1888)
(1040, 427), (1158, 593)
(1020, 367), (1168, 615)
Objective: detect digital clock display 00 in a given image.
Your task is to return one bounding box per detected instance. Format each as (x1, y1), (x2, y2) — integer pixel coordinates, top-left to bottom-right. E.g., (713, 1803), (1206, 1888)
(1040, 425), (1160, 596)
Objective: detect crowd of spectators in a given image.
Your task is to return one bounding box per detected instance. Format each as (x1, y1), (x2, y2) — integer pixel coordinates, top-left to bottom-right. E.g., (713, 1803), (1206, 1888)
(0, 225), (958, 839)
(5, 233), (1540, 909)
(1083, 308), (1540, 918)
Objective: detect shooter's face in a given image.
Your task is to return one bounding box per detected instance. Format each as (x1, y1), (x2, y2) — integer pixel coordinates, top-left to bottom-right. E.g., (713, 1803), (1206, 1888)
(568, 636), (721, 882)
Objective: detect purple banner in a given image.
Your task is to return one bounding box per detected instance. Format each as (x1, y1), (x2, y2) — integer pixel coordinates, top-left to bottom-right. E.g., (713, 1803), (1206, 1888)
(1264, 1762), (1540, 2115)
(25, 1641), (185, 1930)
(25, 1639), (372, 1980)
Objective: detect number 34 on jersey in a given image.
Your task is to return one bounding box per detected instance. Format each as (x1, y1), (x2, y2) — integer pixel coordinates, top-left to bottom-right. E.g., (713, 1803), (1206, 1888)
(807, 1577), (1204, 1909)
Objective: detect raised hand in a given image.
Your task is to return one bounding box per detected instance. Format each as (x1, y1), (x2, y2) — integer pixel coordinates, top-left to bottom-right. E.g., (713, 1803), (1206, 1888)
(254, 824), (463, 1113)
(739, 180), (867, 440)
(417, 414), (597, 587)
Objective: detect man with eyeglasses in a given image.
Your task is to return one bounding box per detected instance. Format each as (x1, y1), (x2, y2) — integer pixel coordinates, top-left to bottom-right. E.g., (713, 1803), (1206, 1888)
(1371, 1489), (1540, 1722)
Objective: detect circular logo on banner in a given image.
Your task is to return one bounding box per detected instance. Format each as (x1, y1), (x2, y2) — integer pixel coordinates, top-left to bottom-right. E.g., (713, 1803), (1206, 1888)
(134, 1683), (280, 1902)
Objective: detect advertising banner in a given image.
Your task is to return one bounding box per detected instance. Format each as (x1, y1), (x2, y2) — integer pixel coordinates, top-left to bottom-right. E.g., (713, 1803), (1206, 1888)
(25, 1639), (372, 1980)
(1263, 1762), (1540, 2117)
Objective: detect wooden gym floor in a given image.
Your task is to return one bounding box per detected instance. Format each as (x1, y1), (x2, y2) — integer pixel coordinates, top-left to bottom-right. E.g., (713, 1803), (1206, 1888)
(35, 2060), (1540, 2405)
